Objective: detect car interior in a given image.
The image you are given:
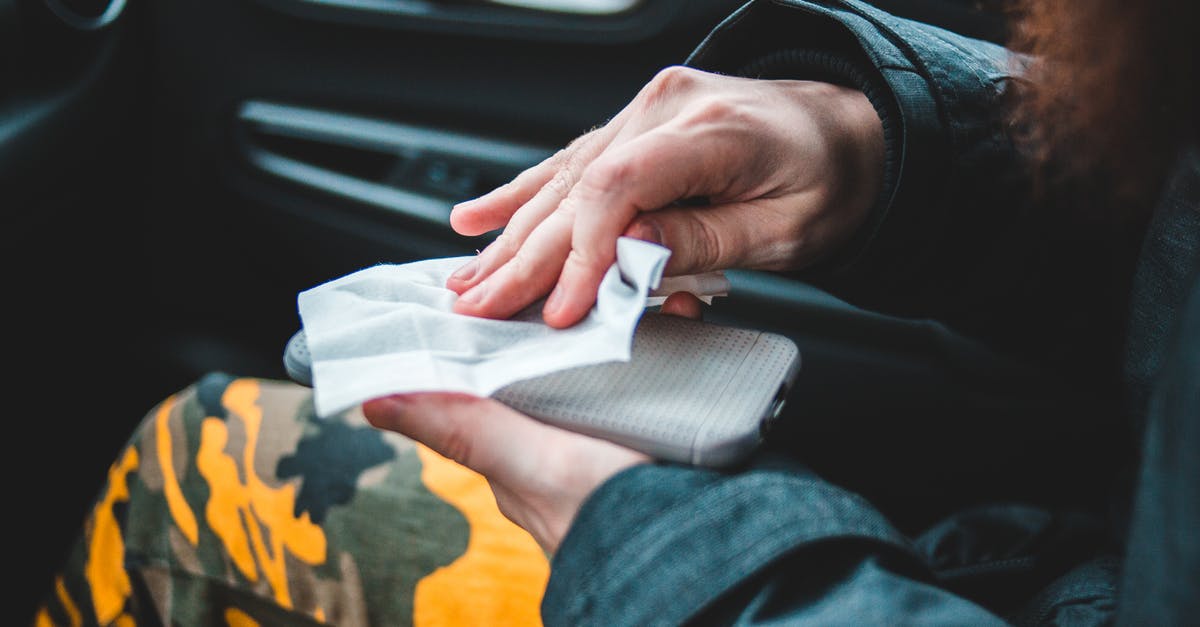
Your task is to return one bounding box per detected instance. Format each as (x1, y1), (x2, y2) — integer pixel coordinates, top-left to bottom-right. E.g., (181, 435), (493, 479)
(5, 0), (1009, 620)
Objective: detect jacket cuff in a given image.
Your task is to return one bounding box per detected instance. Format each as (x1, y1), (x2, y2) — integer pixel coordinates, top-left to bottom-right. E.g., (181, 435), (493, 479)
(683, 0), (946, 288)
(542, 459), (917, 625)
(681, 0), (1028, 308)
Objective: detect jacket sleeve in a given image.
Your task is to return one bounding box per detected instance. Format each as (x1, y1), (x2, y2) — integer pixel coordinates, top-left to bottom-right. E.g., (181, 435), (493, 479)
(684, 0), (1132, 375)
(542, 458), (1009, 626)
(542, 2), (1117, 624)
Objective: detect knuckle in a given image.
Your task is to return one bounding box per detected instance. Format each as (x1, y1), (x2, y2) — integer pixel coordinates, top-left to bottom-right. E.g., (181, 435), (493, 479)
(551, 145), (572, 162)
(642, 65), (700, 104)
(619, 147), (656, 176)
(544, 147), (572, 172)
(551, 195), (577, 221)
(488, 231), (519, 257)
(654, 65), (699, 90)
(691, 217), (726, 270)
(566, 246), (610, 276)
(543, 165), (576, 198)
(583, 154), (637, 191)
(503, 249), (536, 282)
(535, 143), (592, 202)
(439, 424), (476, 468)
(563, 132), (594, 153)
(684, 97), (748, 128)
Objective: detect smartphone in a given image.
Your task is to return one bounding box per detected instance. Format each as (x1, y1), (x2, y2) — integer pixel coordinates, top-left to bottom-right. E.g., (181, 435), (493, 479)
(284, 312), (800, 468)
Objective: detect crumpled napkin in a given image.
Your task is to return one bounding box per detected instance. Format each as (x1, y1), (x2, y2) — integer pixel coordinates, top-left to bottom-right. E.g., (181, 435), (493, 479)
(297, 237), (728, 417)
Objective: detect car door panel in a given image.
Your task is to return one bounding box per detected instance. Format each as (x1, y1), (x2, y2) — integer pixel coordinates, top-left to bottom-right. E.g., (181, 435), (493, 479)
(135, 0), (752, 399)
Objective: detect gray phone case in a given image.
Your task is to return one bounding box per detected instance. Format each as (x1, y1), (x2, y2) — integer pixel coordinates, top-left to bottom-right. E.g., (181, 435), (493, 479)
(284, 312), (800, 468)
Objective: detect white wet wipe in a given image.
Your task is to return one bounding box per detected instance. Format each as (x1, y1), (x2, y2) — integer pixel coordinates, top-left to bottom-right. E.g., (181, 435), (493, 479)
(297, 237), (729, 417)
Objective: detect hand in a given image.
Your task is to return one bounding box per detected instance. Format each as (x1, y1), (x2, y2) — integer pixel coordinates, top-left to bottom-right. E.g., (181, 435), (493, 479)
(444, 65), (884, 328)
(361, 293), (704, 554)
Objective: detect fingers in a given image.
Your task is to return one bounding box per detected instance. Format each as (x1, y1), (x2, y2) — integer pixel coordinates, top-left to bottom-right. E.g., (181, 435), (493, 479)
(659, 291), (704, 320)
(541, 126), (726, 327)
(448, 122), (623, 237)
(448, 135), (602, 238)
(622, 195), (819, 276)
(446, 164), (588, 296)
(448, 68), (857, 329)
(446, 127), (618, 296)
(452, 211), (575, 320)
(446, 70), (719, 318)
(451, 124), (712, 326)
(448, 162), (554, 237)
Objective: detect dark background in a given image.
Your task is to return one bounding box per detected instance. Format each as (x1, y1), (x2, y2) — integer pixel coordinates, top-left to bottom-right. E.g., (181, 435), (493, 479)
(4, 0), (1006, 621)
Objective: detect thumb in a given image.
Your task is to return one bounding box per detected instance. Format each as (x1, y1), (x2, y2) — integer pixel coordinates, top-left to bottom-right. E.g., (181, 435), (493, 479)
(623, 200), (799, 276)
(362, 393), (544, 481)
(659, 291), (705, 320)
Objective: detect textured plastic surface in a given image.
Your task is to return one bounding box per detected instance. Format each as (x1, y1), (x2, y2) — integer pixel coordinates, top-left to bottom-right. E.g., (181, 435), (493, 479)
(284, 330), (313, 387)
(283, 312), (800, 467)
(494, 313), (799, 467)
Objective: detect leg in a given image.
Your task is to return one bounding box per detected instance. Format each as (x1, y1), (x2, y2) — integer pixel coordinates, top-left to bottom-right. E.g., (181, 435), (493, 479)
(34, 373), (550, 626)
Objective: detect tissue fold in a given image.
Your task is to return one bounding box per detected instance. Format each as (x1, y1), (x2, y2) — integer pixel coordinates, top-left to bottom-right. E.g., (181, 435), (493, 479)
(298, 237), (709, 417)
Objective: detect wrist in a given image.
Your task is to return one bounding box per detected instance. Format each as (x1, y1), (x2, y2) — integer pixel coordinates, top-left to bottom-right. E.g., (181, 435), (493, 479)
(725, 49), (899, 276)
(530, 436), (651, 555)
(825, 83), (886, 241)
(776, 80), (886, 268)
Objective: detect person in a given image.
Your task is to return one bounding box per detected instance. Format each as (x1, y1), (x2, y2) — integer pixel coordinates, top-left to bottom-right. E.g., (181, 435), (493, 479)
(32, 0), (1198, 624)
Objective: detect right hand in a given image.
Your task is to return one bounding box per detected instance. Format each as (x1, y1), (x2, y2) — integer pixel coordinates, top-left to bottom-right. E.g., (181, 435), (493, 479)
(445, 65), (884, 328)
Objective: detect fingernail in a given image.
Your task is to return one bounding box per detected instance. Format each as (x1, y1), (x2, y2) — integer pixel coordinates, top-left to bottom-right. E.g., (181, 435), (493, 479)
(450, 259), (478, 282)
(364, 394), (410, 419)
(631, 220), (663, 246)
(544, 285), (564, 315)
(382, 394), (412, 408)
(458, 283), (487, 306)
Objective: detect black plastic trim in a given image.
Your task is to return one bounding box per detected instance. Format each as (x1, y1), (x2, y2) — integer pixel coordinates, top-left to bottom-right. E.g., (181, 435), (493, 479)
(245, 0), (688, 44)
(235, 100), (555, 227)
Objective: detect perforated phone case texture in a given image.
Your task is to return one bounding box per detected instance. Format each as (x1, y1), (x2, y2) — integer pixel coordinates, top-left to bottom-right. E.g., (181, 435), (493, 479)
(284, 313), (799, 467)
(492, 313), (799, 467)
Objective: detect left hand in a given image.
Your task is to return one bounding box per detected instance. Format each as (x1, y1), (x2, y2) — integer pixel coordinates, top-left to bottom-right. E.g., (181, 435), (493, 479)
(361, 292), (704, 554)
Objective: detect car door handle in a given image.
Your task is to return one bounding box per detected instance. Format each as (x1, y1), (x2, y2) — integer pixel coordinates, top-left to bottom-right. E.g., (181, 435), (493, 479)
(245, 0), (689, 44)
(236, 100), (554, 227)
(483, 0), (639, 16)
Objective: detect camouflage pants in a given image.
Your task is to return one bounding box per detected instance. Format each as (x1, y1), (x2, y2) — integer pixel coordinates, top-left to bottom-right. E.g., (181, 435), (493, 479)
(33, 372), (550, 626)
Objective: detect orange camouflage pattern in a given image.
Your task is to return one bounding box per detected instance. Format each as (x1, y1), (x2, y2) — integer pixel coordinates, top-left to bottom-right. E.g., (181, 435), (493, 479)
(34, 373), (548, 626)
